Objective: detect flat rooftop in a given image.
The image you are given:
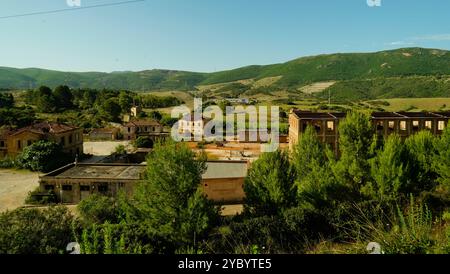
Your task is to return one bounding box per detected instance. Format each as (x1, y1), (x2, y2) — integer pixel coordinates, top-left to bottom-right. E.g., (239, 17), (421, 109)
(41, 161), (248, 181)
(45, 164), (146, 180)
(292, 109), (450, 120)
(203, 161), (248, 179)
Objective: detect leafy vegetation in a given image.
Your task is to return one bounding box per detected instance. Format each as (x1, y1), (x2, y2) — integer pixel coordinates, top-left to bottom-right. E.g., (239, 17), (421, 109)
(18, 140), (72, 172)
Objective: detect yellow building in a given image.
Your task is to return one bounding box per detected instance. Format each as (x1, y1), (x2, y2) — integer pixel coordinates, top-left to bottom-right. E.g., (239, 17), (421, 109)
(0, 122), (83, 158)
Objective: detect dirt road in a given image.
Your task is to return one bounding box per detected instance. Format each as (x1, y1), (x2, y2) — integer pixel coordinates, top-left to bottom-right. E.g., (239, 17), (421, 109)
(0, 169), (40, 213)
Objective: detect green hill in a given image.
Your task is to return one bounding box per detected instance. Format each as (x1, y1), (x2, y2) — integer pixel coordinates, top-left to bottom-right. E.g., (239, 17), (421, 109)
(1, 48), (450, 99)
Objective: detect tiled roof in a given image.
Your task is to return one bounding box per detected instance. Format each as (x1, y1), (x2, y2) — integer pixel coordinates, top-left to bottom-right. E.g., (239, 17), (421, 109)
(124, 119), (161, 127)
(9, 122), (79, 137)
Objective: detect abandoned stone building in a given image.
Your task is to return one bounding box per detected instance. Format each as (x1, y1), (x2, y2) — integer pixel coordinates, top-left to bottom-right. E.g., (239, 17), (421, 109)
(38, 160), (248, 204)
(289, 109), (450, 154)
(121, 119), (168, 143)
(0, 122), (83, 158)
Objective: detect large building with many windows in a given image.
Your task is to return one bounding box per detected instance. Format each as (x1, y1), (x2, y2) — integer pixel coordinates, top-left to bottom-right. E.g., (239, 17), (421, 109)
(289, 109), (450, 154)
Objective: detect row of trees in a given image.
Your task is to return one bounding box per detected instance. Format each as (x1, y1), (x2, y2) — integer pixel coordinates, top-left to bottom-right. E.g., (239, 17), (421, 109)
(0, 92), (37, 128)
(24, 86), (183, 124)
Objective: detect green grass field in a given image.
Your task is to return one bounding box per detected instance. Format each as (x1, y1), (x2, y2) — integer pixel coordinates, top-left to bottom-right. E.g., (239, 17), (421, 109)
(369, 98), (450, 112)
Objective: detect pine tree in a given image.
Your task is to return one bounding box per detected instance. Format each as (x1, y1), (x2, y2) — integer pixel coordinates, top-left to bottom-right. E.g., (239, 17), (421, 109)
(405, 131), (438, 193)
(433, 125), (450, 189)
(369, 134), (409, 201)
(133, 141), (219, 245)
(244, 149), (296, 216)
(332, 111), (375, 196)
(292, 126), (336, 208)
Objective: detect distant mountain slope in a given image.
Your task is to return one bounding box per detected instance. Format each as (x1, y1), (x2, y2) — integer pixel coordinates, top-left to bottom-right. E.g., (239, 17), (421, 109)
(1, 48), (449, 92)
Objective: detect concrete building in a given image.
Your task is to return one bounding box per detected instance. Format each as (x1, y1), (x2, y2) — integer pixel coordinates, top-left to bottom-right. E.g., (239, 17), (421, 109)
(88, 127), (120, 141)
(201, 161), (248, 203)
(39, 160), (249, 204)
(0, 122), (83, 158)
(289, 109), (450, 154)
(39, 163), (143, 203)
(121, 119), (168, 142)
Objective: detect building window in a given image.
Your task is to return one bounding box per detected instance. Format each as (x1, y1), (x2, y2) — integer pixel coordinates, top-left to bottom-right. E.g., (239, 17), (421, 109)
(17, 140), (21, 149)
(27, 140), (32, 146)
(400, 121), (407, 131)
(388, 121), (395, 130)
(0, 140), (4, 147)
(312, 121), (322, 134)
(438, 121), (445, 131)
(425, 121), (432, 129)
(69, 135), (73, 144)
(60, 137), (65, 146)
(326, 121), (334, 131)
(62, 185), (72, 191)
(128, 127), (131, 133)
(45, 185), (55, 191)
(98, 185), (108, 192)
(119, 183), (125, 188)
(80, 185), (90, 191)
(376, 121), (384, 131)
(301, 122), (308, 133)
(412, 121), (420, 131)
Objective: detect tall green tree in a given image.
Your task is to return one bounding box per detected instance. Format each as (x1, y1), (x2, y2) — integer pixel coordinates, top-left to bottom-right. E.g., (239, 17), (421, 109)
(368, 134), (409, 201)
(405, 130), (438, 193)
(292, 126), (336, 208)
(101, 98), (122, 122)
(118, 91), (134, 112)
(434, 125), (450, 189)
(53, 85), (73, 110)
(132, 141), (218, 245)
(332, 111), (375, 196)
(244, 150), (296, 216)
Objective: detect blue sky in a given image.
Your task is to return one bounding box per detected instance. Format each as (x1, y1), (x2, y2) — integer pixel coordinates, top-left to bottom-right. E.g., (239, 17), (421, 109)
(0, 0), (449, 72)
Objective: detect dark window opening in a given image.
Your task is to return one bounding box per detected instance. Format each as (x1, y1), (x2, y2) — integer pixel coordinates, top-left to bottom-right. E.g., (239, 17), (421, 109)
(62, 185), (72, 191)
(301, 122), (308, 133)
(80, 185), (90, 191)
(45, 185), (55, 191)
(412, 121), (420, 131)
(98, 185), (108, 192)
(376, 121), (384, 131)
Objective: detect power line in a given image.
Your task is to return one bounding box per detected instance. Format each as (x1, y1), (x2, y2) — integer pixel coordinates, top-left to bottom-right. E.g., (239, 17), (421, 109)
(0, 0), (146, 20)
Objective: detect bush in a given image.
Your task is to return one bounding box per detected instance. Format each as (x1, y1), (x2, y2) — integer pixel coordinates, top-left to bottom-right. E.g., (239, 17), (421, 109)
(0, 206), (76, 254)
(0, 156), (21, 169)
(18, 140), (72, 172)
(25, 186), (57, 205)
(134, 137), (153, 148)
(78, 194), (119, 224)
